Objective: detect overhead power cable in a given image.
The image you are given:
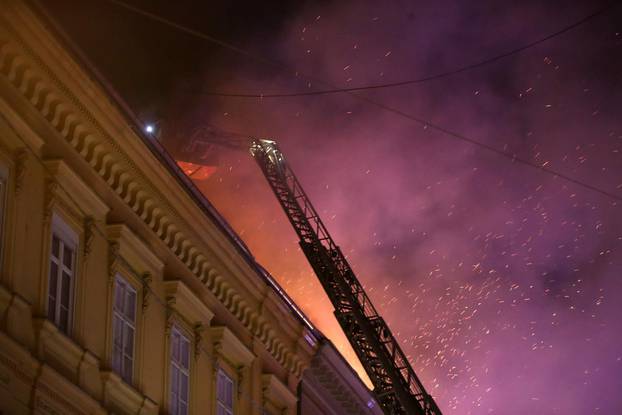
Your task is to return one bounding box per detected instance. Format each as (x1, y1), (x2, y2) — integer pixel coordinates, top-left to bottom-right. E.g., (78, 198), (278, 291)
(103, 0), (615, 98)
(102, 0), (282, 68)
(353, 96), (622, 202)
(202, 4), (614, 98)
(99, 0), (622, 204)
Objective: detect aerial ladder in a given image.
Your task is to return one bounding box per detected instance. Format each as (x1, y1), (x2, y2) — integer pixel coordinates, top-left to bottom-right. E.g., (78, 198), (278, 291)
(250, 139), (443, 415)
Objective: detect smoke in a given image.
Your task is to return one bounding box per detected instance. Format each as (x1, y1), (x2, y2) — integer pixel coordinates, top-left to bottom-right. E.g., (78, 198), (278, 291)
(180, 0), (622, 413)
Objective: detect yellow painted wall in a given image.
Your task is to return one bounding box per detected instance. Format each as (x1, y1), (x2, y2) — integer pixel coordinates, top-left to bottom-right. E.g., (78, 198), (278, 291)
(0, 1), (313, 414)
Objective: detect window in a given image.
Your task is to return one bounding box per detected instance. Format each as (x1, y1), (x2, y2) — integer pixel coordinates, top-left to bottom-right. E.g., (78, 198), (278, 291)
(170, 326), (190, 415)
(112, 275), (137, 384)
(47, 215), (77, 335)
(216, 369), (234, 415)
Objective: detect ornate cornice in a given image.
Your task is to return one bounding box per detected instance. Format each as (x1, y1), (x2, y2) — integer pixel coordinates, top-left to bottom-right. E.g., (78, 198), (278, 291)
(311, 358), (368, 415)
(0, 3), (307, 377)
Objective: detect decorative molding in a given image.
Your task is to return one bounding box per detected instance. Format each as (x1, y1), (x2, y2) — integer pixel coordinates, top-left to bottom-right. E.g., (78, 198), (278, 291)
(13, 147), (27, 195)
(307, 343), (382, 415)
(33, 317), (83, 368)
(0, 315), (40, 384)
(311, 359), (366, 414)
(101, 370), (158, 415)
(35, 363), (106, 415)
(163, 280), (214, 329)
(1, 300), (105, 415)
(164, 296), (175, 335)
(211, 326), (255, 368)
(236, 365), (246, 400)
(106, 224), (164, 278)
(77, 349), (99, 387)
(262, 374), (297, 414)
(83, 216), (95, 258)
(141, 272), (152, 312)
(44, 159), (110, 221)
(107, 241), (119, 284)
(43, 178), (58, 224)
(193, 323), (205, 360)
(0, 7), (308, 378)
(211, 356), (220, 379)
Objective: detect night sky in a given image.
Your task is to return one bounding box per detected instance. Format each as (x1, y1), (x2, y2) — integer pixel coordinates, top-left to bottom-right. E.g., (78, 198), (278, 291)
(42, 1), (622, 413)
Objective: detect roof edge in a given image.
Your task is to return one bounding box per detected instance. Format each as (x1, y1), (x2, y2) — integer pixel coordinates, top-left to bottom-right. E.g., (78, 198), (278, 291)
(28, 0), (320, 341)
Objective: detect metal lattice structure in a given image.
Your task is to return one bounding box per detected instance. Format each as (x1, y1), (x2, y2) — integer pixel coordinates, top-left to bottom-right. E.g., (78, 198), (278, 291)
(250, 139), (443, 415)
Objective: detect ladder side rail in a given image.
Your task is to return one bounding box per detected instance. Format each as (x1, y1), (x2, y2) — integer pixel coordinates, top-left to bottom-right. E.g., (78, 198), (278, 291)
(277, 160), (386, 320)
(300, 241), (416, 414)
(284, 160), (441, 413)
(256, 149), (417, 412)
(274, 163), (434, 402)
(251, 140), (442, 415)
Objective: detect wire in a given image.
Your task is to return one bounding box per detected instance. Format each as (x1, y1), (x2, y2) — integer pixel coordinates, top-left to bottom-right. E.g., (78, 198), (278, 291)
(99, 0), (622, 204)
(200, 3), (616, 98)
(101, 0), (617, 98)
(102, 0), (282, 70)
(353, 96), (622, 203)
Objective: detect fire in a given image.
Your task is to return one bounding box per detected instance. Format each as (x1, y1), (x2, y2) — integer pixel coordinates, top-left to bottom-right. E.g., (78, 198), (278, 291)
(177, 160), (217, 180)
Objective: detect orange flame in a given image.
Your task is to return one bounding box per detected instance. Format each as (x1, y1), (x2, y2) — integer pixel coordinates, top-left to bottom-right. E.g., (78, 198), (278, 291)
(177, 160), (217, 181)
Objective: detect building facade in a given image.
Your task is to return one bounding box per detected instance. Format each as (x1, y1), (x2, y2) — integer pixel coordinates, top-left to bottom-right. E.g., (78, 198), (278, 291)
(0, 1), (380, 414)
(299, 340), (383, 415)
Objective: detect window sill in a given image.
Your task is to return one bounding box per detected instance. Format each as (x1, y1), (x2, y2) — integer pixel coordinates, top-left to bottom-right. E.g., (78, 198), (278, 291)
(101, 370), (158, 415)
(33, 317), (95, 382)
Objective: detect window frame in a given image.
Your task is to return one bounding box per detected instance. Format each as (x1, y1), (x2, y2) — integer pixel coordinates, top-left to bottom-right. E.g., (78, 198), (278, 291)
(111, 273), (138, 384)
(169, 325), (191, 415)
(47, 213), (78, 335)
(216, 368), (235, 415)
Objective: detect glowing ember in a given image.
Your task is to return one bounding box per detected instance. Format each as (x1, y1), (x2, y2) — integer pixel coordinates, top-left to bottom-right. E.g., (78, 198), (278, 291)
(50, 0), (622, 413)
